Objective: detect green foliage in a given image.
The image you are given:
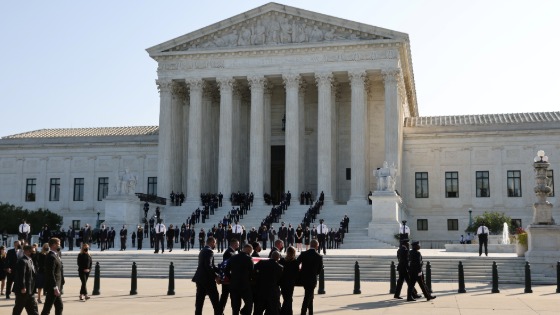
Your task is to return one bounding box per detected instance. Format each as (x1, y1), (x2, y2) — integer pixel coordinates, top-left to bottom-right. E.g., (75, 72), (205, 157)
(0, 202), (63, 234)
(516, 232), (528, 246)
(465, 211), (512, 235)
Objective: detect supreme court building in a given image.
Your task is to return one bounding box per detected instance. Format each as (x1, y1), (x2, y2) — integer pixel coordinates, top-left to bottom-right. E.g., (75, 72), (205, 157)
(1, 3), (559, 241)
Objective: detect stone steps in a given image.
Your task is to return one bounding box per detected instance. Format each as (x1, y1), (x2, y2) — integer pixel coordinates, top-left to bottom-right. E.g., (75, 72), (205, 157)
(60, 252), (556, 284)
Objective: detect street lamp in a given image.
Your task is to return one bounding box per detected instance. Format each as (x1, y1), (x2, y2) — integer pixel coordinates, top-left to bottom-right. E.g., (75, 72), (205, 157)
(468, 208), (473, 228)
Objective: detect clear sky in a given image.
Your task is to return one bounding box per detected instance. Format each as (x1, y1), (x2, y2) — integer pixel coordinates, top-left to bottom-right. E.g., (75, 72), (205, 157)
(1, 0), (558, 137)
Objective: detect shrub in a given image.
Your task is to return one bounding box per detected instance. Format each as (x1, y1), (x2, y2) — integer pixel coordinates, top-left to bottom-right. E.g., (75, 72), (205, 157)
(465, 211), (512, 234)
(0, 203), (63, 234)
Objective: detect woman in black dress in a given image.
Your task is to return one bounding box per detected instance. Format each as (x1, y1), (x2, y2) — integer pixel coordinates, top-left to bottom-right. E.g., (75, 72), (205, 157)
(304, 226), (311, 251)
(295, 225), (303, 252)
(77, 243), (93, 301)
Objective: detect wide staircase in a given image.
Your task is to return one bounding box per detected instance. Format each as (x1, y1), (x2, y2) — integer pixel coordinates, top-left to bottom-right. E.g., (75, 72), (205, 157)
(60, 252), (555, 285)
(151, 200), (394, 249)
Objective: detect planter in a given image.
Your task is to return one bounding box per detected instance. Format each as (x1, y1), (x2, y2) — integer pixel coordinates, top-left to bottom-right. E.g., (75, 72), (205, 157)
(516, 242), (528, 257)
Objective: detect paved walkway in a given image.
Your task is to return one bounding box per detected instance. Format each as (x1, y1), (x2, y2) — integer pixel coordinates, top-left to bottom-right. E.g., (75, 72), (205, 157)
(1, 277), (557, 314)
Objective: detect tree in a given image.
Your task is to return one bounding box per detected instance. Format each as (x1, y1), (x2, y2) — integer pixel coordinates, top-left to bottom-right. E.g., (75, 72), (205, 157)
(0, 203), (63, 234)
(465, 211), (512, 234)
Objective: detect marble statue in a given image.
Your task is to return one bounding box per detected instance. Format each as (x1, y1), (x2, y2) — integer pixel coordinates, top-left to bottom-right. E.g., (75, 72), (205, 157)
(375, 161), (398, 192)
(116, 168), (137, 195)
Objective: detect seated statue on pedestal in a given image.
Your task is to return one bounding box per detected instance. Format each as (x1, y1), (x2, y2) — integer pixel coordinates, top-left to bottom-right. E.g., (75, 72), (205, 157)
(375, 161), (398, 192)
(114, 168), (137, 196)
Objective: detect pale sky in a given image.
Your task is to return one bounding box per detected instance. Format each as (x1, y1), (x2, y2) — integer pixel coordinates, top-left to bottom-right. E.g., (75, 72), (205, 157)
(1, 0), (558, 137)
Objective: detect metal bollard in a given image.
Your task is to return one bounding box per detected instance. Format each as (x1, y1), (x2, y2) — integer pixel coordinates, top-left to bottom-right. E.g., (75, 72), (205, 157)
(426, 261), (432, 293)
(92, 262), (101, 295)
(458, 261), (466, 293)
(557, 261), (560, 294)
(524, 262), (533, 293)
(318, 267), (326, 294)
(389, 261), (396, 294)
(167, 262), (175, 295)
(130, 262), (138, 295)
(353, 261), (361, 294)
(491, 261), (500, 293)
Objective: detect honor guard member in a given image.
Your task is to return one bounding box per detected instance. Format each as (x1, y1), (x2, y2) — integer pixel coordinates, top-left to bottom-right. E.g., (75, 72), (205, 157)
(317, 219), (328, 255)
(476, 222), (489, 256)
(399, 220), (410, 241)
(18, 220), (31, 243)
(407, 241), (436, 302)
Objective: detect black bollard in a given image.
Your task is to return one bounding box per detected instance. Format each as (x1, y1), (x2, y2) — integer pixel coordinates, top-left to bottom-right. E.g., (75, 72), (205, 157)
(130, 262), (138, 295)
(92, 262), (101, 295)
(458, 261), (466, 293)
(167, 262), (175, 295)
(491, 261), (500, 293)
(353, 261), (361, 294)
(318, 267), (326, 294)
(389, 261), (396, 294)
(426, 261), (432, 293)
(557, 262), (560, 294)
(524, 262), (533, 293)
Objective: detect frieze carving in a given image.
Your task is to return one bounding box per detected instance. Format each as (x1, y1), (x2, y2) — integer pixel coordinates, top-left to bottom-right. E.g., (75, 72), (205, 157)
(164, 13), (392, 53)
(157, 49), (398, 72)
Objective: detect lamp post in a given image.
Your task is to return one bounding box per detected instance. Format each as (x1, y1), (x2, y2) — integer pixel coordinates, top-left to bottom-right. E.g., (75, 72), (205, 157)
(468, 208), (473, 228)
(96, 211), (101, 229)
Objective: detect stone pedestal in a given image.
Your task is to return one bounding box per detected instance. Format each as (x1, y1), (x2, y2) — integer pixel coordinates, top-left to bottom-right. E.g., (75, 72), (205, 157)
(103, 195), (142, 227)
(525, 224), (560, 277)
(367, 191), (402, 244)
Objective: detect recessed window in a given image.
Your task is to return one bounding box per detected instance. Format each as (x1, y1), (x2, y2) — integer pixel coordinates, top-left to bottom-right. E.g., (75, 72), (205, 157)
(25, 178), (36, 202)
(476, 171), (490, 197)
(72, 220), (81, 230)
(547, 170), (555, 197)
(447, 219), (459, 231)
(417, 219), (428, 231)
(415, 172), (429, 198)
(346, 168), (351, 181)
(98, 177), (109, 201)
(73, 178), (84, 201)
(49, 178), (60, 201)
(511, 219), (522, 230)
(147, 177), (158, 195)
(507, 170), (522, 197)
(445, 172), (459, 198)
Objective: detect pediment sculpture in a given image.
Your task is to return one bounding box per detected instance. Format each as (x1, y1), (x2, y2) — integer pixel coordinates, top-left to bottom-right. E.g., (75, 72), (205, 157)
(164, 13), (392, 52)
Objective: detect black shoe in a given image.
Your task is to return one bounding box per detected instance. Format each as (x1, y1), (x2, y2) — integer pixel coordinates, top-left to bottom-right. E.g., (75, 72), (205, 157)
(393, 296), (403, 299)
(406, 298), (416, 302)
(427, 295), (437, 301)
(413, 294), (422, 299)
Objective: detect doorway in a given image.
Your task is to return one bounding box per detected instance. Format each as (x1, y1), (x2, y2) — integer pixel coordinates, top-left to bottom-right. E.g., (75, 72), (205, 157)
(270, 145), (285, 205)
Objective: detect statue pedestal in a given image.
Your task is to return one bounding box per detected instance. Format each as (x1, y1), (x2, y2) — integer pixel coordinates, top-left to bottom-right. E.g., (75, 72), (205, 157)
(525, 224), (560, 277)
(368, 191), (402, 244)
(104, 195), (142, 227)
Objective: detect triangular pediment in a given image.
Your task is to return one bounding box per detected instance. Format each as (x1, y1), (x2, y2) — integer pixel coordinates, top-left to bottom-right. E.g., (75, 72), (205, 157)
(147, 2), (408, 55)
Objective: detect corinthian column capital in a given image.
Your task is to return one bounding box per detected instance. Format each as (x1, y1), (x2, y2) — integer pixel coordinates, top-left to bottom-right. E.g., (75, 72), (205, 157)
(381, 68), (401, 85)
(186, 79), (205, 92)
(248, 76), (266, 90)
(315, 72), (333, 88)
(216, 77), (236, 92)
(348, 71), (367, 87)
(156, 78), (173, 93)
(282, 74), (301, 89)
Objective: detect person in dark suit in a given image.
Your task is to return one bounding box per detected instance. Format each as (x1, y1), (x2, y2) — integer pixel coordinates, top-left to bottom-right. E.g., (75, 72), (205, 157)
(219, 239), (239, 311)
(137, 225), (143, 250)
(41, 238), (64, 315)
(166, 224), (175, 252)
(5, 240), (20, 299)
(407, 241), (436, 302)
(268, 239), (284, 258)
(393, 240), (419, 299)
(297, 239), (323, 315)
(76, 243), (92, 301)
(477, 222), (489, 256)
(279, 246), (299, 315)
(12, 244), (39, 315)
(226, 243), (254, 315)
(254, 251), (283, 315)
(193, 236), (221, 315)
(119, 225), (127, 251)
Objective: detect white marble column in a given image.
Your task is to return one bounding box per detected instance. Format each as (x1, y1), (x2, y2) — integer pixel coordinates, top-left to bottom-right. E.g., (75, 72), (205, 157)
(249, 76), (266, 205)
(298, 81), (306, 194)
(171, 83), (186, 195)
(348, 71), (368, 203)
(331, 84), (340, 202)
(283, 74), (301, 195)
(156, 79), (173, 198)
(382, 68), (401, 168)
(263, 82), (272, 195)
(217, 77), (235, 203)
(315, 72), (334, 203)
(186, 79), (205, 204)
(181, 95), (190, 192)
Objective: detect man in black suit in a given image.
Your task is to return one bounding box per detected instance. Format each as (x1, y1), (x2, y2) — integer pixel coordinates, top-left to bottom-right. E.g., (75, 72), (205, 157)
(407, 241), (436, 302)
(41, 238), (64, 315)
(393, 240), (419, 300)
(254, 251), (283, 315)
(12, 244), (39, 315)
(226, 243), (254, 315)
(66, 227), (75, 251)
(5, 240), (20, 299)
(297, 239), (323, 315)
(193, 236), (221, 315)
(268, 239), (284, 258)
(119, 225), (127, 251)
(219, 239), (239, 311)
